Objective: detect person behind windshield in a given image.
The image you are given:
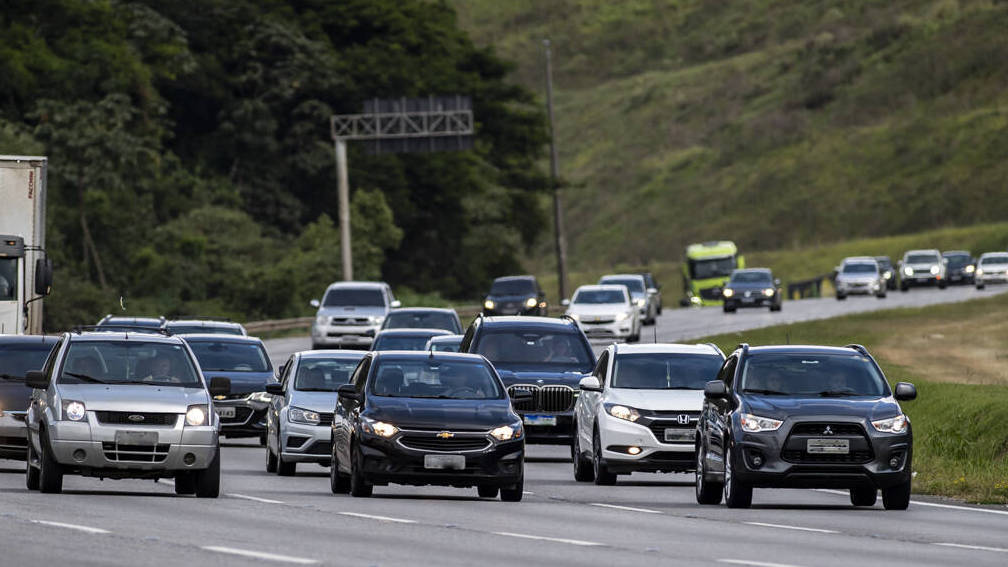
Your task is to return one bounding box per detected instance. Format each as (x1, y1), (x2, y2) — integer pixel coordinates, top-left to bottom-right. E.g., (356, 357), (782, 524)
(71, 355), (103, 379)
(142, 355), (180, 383)
(439, 367), (484, 398)
(547, 338), (579, 363)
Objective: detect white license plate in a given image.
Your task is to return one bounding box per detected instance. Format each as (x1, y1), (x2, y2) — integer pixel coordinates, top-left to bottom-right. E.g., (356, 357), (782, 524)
(115, 430), (158, 445)
(342, 335), (363, 342)
(216, 406), (236, 419)
(807, 439), (849, 454)
(523, 414), (557, 426)
(424, 454), (465, 470)
(663, 428), (693, 443)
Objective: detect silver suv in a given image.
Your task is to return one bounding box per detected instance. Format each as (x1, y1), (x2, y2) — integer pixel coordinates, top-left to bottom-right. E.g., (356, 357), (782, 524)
(310, 282), (400, 349)
(898, 249), (947, 291)
(834, 257), (887, 300)
(24, 331), (230, 496)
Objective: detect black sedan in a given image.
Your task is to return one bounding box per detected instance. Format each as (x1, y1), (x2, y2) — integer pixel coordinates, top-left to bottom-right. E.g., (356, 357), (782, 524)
(330, 351), (528, 501)
(942, 250), (976, 285)
(721, 268), (782, 312)
(0, 335), (58, 460)
(696, 344), (916, 510)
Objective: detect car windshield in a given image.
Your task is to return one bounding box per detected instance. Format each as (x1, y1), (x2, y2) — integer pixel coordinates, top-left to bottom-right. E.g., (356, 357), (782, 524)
(58, 341), (200, 387)
(323, 288), (384, 307)
(0, 342), (55, 379)
(489, 279), (536, 295)
(906, 254), (938, 264)
(294, 357), (362, 391)
(943, 254), (970, 267)
(475, 330), (593, 368)
(981, 256), (1008, 265)
(875, 258), (892, 269)
(740, 353), (887, 397)
(383, 311), (458, 332)
(371, 360), (503, 399)
(573, 289), (626, 304)
(373, 335), (440, 351)
(731, 271), (772, 283)
(187, 340), (270, 372)
(689, 256), (736, 279)
(427, 338), (462, 352)
(600, 278), (644, 293)
(167, 324), (243, 336)
(842, 263), (876, 274)
(611, 353), (723, 390)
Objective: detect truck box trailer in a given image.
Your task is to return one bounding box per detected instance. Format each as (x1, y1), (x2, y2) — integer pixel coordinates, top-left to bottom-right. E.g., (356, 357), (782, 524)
(0, 155), (52, 334)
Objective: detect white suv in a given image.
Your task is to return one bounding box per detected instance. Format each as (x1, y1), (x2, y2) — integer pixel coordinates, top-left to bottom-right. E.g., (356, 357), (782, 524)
(976, 252), (1008, 289)
(562, 284), (640, 342)
(834, 257), (887, 300)
(572, 343), (725, 484)
(309, 282), (400, 350)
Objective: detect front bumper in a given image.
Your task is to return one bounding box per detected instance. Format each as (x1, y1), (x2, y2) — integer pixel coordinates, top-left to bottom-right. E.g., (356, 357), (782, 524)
(311, 324), (378, 348)
(599, 413), (695, 473)
(902, 274), (939, 286)
(977, 273), (1008, 285)
(359, 433), (523, 488)
(281, 420), (331, 464)
(215, 399), (268, 437)
(0, 411), (29, 460)
(724, 294), (775, 308)
(836, 280), (882, 295)
(577, 318), (634, 340)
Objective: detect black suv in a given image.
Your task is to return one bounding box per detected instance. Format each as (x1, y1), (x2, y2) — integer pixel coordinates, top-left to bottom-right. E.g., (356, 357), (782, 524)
(0, 335), (58, 460)
(874, 256), (897, 290)
(482, 276), (548, 316)
(696, 344), (916, 510)
(942, 250), (976, 285)
(461, 315), (595, 444)
(721, 269), (782, 313)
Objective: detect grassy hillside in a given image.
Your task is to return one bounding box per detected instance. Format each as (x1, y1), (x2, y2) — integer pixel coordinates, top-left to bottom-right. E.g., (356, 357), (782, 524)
(452, 1), (1008, 271)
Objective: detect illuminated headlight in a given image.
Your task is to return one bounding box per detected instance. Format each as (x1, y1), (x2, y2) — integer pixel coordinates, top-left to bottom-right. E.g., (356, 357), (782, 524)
(315, 315), (329, 326)
(525, 297), (538, 308)
(690, 296), (702, 304)
(185, 405), (208, 426)
(614, 312), (629, 321)
(903, 266), (913, 276)
(605, 403), (640, 422)
(362, 417), (399, 437)
(883, 270), (892, 279)
(490, 422), (523, 441)
(930, 265), (939, 275)
(484, 299), (495, 310)
(634, 298), (646, 307)
(740, 413), (782, 433)
(289, 406), (321, 425)
(247, 391), (272, 403)
(721, 288), (734, 298)
(367, 315), (385, 325)
(965, 265), (975, 273)
(872, 414), (908, 434)
(62, 400), (86, 422)
(763, 288), (775, 297)
(976, 268), (984, 276)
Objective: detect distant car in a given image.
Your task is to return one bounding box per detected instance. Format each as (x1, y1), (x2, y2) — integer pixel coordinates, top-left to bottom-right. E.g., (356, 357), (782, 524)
(0, 335), (58, 461)
(371, 328), (453, 351)
(721, 269), (782, 313)
(183, 334), (274, 444)
(598, 274), (657, 325)
(482, 275), (548, 316)
(572, 343), (724, 484)
(165, 319), (247, 336)
(898, 249), (946, 291)
(562, 284), (641, 342)
(640, 272), (663, 315)
(265, 350), (366, 476)
(330, 351), (527, 500)
(425, 334), (463, 352)
(874, 256), (897, 290)
(975, 252), (1008, 289)
(95, 315), (166, 334)
(379, 307), (462, 334)
(309, 281), (400, 350)
(942, 251), (976, 285)
(834, 257), (886, 300)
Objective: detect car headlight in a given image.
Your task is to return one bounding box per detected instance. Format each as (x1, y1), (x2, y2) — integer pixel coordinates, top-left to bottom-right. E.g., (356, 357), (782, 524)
(614, 312), (629, 321)
(361, 416), (399, 437)
(490, 422), (523, 441)
(186, 404), (208, 426)
(634, 298), (646, 307)
(289, 406), (321, 425)
(903, 266), (913, 276)
(930, 265), (939, 275)
(367, 315), (385, 325)
(247, 391), (272, 403)
(605, 403), (640, 422)
(525, 297), (538, 308)
(315, 315), (328, 326)
(883, 270), (892, 279)
(871, 414), (908, 434)
(722, 288), (734, 298)
(976, 268), (984, 276)
(763, 288), (775, 297)
(739, 413), (782, 432)
(484, 299), (495, 310)
(62, 400), (86, 422)
(965, 265), (975, 273)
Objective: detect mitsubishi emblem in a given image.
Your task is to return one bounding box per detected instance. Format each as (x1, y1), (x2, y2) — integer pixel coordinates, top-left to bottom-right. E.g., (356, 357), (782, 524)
(823, 425), (834, 436)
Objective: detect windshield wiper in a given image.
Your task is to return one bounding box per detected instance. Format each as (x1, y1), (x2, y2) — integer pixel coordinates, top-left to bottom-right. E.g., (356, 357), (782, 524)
(64, 372), (107, 384)
(743, 388), (788, 396)
(816, 390), (859, 397)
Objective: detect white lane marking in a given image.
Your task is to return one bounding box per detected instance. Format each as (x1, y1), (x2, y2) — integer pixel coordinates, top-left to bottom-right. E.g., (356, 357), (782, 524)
(492, 531), (604, 547)
(523, 491), (535, 495)
(815, 489), (1008, 516)
(590, 502), (662, 514)
(158, 478), (175, 486)
(934, 543), (1008, 553)
(202, 546), (318, 565)
(228, 493), (284, 504)
(338, 512), (417, 524)
(718, 560), (807, 567)
(30, 520), (110, 535)
(744, 521), (838, 534)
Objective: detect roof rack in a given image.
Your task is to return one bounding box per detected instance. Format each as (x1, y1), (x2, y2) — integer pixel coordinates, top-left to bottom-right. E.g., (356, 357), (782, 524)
(844, 343), (869, 355)
(167, 317), (236, 323)
(736, 342), (750, 354)
(703, 342), (725, 357)
(73, 325), (171, 336)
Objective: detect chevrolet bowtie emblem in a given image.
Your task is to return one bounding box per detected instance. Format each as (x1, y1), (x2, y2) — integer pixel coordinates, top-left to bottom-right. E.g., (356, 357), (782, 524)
(437, 431), (455, 439)
(214, 395), (226, 400)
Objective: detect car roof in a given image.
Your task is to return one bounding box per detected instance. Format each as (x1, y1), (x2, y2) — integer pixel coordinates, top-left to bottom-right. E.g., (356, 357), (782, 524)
(942, 250), (970, 256)
(167, 319), (242, 327)
(575, 284), (627, 293)
(492, 275), (536, 282)
(732, 267), (772, 274)
(427, 334), (463, 343)
(69, 331), (183, 344)
(842, 256), (878, 264)
(374, 351), (486, 362)
(979, 252), (1008, 259)
(612, 343), (721, 356)
(686, 241), (738, 259)
(375, 328), (453, 337)
(905, 249), (939, 255)
(599, 274), (645, 281)
(745, 345), (867, 356)
(297, 350), (367, 360)
(387, 307), (457, 314)
(178, 334), (265, 344)
(477, 316), (578, 330)
(0, 335), (60, 345)
(100, 316), (164, 326)
(325, 281), (388, 290)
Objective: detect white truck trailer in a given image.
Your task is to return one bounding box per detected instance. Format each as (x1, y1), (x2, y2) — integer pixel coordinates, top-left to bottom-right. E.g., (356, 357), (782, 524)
(0, 155), (52, 334)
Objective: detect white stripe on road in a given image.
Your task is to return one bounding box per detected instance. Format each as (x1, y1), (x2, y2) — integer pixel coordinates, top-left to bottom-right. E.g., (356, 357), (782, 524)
(338, 512), (416, 524)
(523, 491), (535, 495)
(158, 478), (175, 486)
(815, 489), (1008, 516)
(202, 546), (318, 565)
(492, 531), (604, 547)
(744, 522), (838, 534)
(718, 560), (808, 567)
(934, 543), (1008, 553)
(590, 503), (662, 514)
(229, 493), (284, 504)
(30, 520), (110, 535)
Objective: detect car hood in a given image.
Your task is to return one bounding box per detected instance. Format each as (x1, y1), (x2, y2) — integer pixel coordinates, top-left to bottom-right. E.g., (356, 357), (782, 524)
(202, 371), (274, 395)
(566, 304), (632, 316)
(494, 366), (592, 387)
(905, 262), (939, 269)
(0, 383), (31, 412)
(316, 305), (387, 318)
(607, 388), (703, 412)
(56, 384), (209, 412)
(366, 398), (517, 430)
(836, 274), (878, 283)
(743, 395), (903, 421)
(726, 281), (774, 291)
(486, 294), (536, 303)
(288, 390), (340, 413)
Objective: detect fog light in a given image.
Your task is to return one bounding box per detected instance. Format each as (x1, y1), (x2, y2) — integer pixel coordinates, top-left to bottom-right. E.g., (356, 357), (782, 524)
(752, 454), (764, 467)
(183, 453), (196, 465)
(72, 449), (86, 462)
(628, 446), (642, 455)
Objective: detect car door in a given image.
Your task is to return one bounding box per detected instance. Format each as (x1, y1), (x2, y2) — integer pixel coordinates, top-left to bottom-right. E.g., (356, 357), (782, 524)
(576, 350), (608, 450)
(269, 356), (294, 451)
(27, 336), (64, 451)
(702, 355), (737, 475)
(335, 355), (370, 472)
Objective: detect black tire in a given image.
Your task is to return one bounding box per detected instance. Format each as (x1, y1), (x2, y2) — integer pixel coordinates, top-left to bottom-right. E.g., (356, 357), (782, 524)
(882, 480), (911, 510)
(258, 432), (268, 447)
(277, 454), (296, 477)
(266, 445), (278, 473)
(500, 464), (524, 502)
(38, 432), (63, 494)
(175, 472), (197, 495)
(572, 430), (594, 482)
(836, 294), (846, 301)
(900, 283), (909, 292)
(723, 305), (735, 313)
(349, 442), (372, 497)
(592, 429), (617, 486)
(977, 284), (985, 290)
(877, 292), (886, 299)
(695, 445), (723, 505)
(938, 280), (947, 290)
(330, 444), (351, 494)
(723, 443), (752, 509)
(25, 440), (40, 491)
(477, 485), (499, 498)
(850, 487), (878, 507)
(770, 303), (781, 312)
(194, 446), (221, 498)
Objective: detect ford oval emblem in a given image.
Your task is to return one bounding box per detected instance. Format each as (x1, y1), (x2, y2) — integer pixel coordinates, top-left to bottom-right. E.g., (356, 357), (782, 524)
(128, 414), (145, 422)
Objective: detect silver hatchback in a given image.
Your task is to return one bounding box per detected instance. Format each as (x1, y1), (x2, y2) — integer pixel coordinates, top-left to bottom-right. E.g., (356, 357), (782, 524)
(24, 331), (230, 496)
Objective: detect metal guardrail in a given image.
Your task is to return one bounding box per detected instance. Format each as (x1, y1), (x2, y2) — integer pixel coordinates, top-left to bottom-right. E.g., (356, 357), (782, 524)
(244, 304), (485, 335)
(786, 274), (833, 300)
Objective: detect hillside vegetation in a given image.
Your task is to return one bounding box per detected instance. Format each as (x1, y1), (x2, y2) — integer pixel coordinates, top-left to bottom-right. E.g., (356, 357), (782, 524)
(453, 0), (1008, 271)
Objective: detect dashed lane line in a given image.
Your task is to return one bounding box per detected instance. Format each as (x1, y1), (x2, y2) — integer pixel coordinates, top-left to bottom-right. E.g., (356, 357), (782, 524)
(744, 522), (838, 534)
(933, 543), (1008, 553)
(228, 493), (285, 504)
(338, 512), (417, 524)
(30, 520), (110, 535)
(202, 546), (319, 564)
(492, 531), (605, 547)
(590, 503), (663, 514)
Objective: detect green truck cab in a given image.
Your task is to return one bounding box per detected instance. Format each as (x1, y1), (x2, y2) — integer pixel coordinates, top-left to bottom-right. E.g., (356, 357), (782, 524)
(681, 241), (744, 306)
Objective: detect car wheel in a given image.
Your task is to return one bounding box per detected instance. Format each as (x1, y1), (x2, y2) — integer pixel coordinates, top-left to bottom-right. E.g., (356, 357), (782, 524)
(478, 484), (499, 498)
(25, 440), (40, 491)
(850, 487), (877, 507)
(330, 443), (351, 494)
(349, 442), (372, 497)
(258, 432), (268, 447)
(38, 431), (63, 494)
(277, 453), (296, 477)
(723, 442), (751, 508)
(882, 480), (911, 510)
(572, 428), (594, 482)
(500, 463), (524, 502)
(695, 445), (723, 505)
(836, 294), (846, 301)
(592, 429), (617, 486)
(194, 445), (221, 498)
(938, 280), (947, 289)
(175, 472), (197, 495)
(877, 291), (886, 299)
(723, 305), (735, 313)
(977, 284), (985, 290)
(770, 303), (781, 312)
(266, 445), (278, 473)
(900, 283), (909, 292)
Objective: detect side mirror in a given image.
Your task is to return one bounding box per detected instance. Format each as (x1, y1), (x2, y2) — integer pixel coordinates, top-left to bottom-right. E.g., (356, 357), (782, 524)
(265, 383), (284, 396)
(704, 380), (727, 399)
(561, 298), (570, 306)
(647, 287), (658, 294)
(509, 389), (533, 405)
(774, 278), (781, 287)
(34, 258), (53, 296)
(390, 300), (402, 309)
(25, 370), (49, 389)
(893, 382), (917, 401)
(309, 299), (320, 309)
(208, 377), (230, 397)
(337, 384), (361, 401)
(579, 375), (602, 392)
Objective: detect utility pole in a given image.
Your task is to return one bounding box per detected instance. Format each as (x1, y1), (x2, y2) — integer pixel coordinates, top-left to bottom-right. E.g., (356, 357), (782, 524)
(334, 138), (353, 281)
(544, 39), (569, 303)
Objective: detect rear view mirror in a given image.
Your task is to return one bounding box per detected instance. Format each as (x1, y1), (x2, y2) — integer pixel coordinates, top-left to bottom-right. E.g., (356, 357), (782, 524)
(265, 383), (284, 396)
(208, 377), (231, 397)
(561, 299), (570, 306)
(390, 300), (402, 308)
(25, 370), (48, 389)
(893, 382), (917, 401)
(309, 299), (320, 309)
(647, 287), (658, 294)
(774, 278), (781, 287)
(579, 376), (602, 392)
(704, 380), (727, 399)
(34, 258), (53, 296)
(337, 384), (361, 401)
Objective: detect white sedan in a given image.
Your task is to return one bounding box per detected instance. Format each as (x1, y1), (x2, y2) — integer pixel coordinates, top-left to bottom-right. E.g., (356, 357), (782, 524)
(562, 285), (640, 342)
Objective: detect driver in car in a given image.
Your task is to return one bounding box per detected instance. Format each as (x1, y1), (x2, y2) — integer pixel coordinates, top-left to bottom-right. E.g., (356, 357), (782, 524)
(439, 368), (484, 398)
(142, 356), (180, 383)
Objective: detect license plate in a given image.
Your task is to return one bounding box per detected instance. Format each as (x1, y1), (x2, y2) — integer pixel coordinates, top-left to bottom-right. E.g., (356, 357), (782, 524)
(424, 454), (465, 470)
(807, 439), (849, 454)
(663, 428), (693, 443)
(523, 414), (557, 426)
(742, 297), (755, 303)
(216, 406), (236, 419)
(115, 430), (158, 445)
(342, 335), (363, 342)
